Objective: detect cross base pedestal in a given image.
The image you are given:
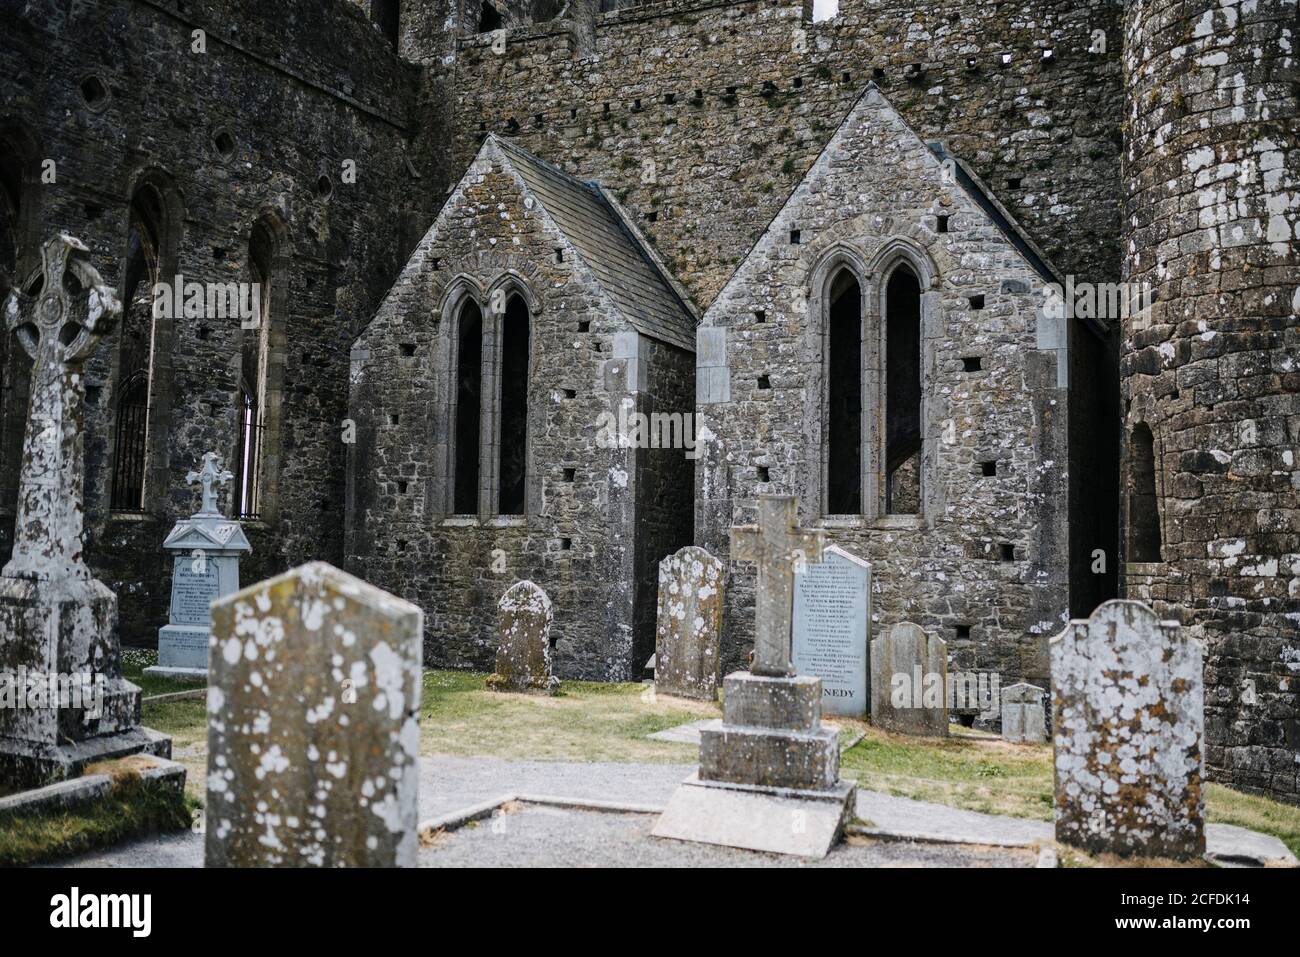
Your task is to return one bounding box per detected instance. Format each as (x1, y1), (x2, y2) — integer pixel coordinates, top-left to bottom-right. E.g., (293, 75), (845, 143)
(0, 575), (173, 788)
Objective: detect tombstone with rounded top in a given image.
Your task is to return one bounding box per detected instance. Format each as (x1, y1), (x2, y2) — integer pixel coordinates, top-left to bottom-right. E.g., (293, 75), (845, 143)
(870, 621), (948, 737)
(205, 562), (423, 867)
(1001, 681), (1046, 743)
(487, 580), (559, 695)
(1051, 599), (1204, 859)
(654, 545), (724, 701)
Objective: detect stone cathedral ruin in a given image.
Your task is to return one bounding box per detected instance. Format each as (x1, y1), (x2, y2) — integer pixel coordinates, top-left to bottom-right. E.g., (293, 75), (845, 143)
(0, 0), (1296, 807)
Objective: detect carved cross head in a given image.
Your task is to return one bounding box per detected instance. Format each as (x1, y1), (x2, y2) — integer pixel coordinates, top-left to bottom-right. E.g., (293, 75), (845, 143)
(4, 234), (120, 366)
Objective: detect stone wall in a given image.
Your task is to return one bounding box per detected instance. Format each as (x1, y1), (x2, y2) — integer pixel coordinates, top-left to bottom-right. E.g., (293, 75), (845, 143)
(0, 0), (434, 643)
(441, 0), (1125, 313)
(1120, 0), (1299, 803)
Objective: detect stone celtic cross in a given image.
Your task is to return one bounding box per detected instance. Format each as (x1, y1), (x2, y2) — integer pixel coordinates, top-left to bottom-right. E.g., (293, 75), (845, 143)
(2, 235), (120, 581)
(187, 452), (233, 517)
(730, 495), (825, 677)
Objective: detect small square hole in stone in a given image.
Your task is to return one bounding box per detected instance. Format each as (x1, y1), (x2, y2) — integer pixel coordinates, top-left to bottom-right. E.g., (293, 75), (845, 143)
(387, 413), (400, 427)
(560, 537), (572, 551)
(936, 215), (949, 233)
(999, 543), (1015, 562)
(561, 388), (576, 399)
(980, 460), (997, 477)
(398, 480), (409, 494)
(555, 248), (564, 263)
(962, 356), (982, 372)
(756, 466), (770, 482)
(968, 295), (985, 310)
(955, 624), (971, 640)
(562, 468), (576, 482)
(757, 375), (771, 390)
(1007, 177), (1022, 190)
(790, 229), (801, 245)
(754, 309), (766, 324)
(400, 343), (416, 357)
(577, 320), (591, 332)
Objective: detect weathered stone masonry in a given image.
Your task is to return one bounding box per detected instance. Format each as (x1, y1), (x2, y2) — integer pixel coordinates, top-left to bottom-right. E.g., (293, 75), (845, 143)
(1121, 0), (1300, 802)
(0, 0), (439, 643)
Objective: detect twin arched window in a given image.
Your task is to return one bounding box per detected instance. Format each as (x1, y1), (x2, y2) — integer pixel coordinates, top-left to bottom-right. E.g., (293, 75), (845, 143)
(450, 285), (532, 517)
(820, 247), (926, 519)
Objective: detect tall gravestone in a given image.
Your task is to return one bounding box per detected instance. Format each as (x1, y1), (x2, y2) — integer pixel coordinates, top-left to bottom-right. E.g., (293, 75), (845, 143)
(1051, 599), (1205, 859)
(145, 453), (251, 679)
(0, 235), (171, 786)
(654, 495), (856, 858)
(654, 545), (724, 701)
(870, 621), (948, 737)
(205, 562), (423, 867)
(792, 544), (870, 717)
(486, 580), (559, 694)
(1001, 682), (1046, 743)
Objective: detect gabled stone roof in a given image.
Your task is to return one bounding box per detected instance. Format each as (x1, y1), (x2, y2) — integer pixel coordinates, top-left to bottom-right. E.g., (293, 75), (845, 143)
(491, 135), (696, 351)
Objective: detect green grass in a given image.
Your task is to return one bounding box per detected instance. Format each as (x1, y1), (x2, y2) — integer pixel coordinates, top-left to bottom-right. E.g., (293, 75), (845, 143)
(0, 769), (194, 867)
(1206, 783), (1300, 858)
(121, 647), (206, 698)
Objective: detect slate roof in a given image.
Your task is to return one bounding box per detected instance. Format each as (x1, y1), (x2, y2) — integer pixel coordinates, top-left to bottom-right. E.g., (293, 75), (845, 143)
(491, 135), (696, 351)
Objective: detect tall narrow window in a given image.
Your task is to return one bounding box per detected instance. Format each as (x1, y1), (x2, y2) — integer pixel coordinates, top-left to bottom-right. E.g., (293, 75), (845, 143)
(110, 185), (166, 511)
(372, 0), (399, 48)
(498, 294), (530, 515)
(826, 269), (861, 514)
(454, 300), (483, 514)
(235, 382), (261, 518)
(237, 220), (276, 519)
(1128, 423), (1161, 562)
(885, 265), (922, 514)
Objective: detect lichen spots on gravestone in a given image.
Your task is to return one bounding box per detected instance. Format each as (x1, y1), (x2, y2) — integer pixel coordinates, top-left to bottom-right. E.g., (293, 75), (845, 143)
(487, 580), (559, 695)
(654, 546), (725, 701)
(1051, 600), (1205, 859)
(205, 562), (423, 867)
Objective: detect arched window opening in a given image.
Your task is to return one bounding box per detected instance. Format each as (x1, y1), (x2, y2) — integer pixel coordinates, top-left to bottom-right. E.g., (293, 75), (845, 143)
(109, 372), (150, 512)
(884, 265), (922, 514)
(372, 0), (400, 48)
(478, 3), (503, 33)
(454, 300), (483, 514)
(110, 185), (165, 511)
(498, 294), (530, 515)
(1128, 422), (1161, 562)
(237, 219), (276, 520)
(826, 269), (861, 514)
(234, 382), (261, 519)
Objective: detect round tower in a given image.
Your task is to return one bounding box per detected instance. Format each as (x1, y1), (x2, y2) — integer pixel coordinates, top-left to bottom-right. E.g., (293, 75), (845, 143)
(1121, 0), (1299, 802)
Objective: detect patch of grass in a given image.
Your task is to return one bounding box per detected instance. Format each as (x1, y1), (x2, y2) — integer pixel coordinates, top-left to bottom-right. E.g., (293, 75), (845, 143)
(419, 669), (716, 762)
(840, 725), (1056, 821)
(121, 648), (206, 699)
(1206, 782), (1300, 858)
(142, 696), (208, 800)
(0, 771), (194, 867)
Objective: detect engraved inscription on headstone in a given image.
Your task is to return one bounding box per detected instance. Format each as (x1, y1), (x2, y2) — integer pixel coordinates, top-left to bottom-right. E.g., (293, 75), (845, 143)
(792, 545), (870, 716)
(171, 558), (221, 626)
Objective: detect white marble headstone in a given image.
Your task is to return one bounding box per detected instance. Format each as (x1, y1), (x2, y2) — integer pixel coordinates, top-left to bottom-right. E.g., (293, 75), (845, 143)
(791, 544), (870, 716)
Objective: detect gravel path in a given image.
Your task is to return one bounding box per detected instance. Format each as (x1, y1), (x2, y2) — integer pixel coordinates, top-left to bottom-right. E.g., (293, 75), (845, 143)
(45, 754), (1295, 868)
(420, 804), (1036, 868)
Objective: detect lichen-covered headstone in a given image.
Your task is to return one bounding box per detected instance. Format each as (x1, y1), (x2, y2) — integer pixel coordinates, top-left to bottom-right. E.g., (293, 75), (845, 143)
(205, 562), (423, 867)
(654, 546), (724, 701)
(1051, 599), (1204, 859)
(486, 580), (559, 695)
(1001, 682), (1046, 744)
(869, 621), (948, 737)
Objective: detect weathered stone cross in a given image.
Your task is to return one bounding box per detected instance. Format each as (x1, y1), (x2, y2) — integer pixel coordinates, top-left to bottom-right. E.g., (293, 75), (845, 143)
(187, 452), (233, 517)
(730, 494), (825, 677)
(2, 235), (120, 581)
